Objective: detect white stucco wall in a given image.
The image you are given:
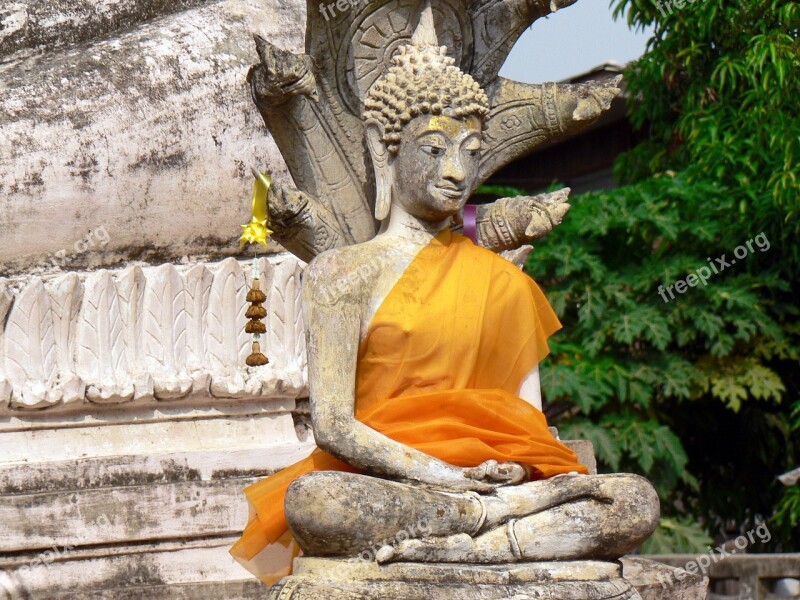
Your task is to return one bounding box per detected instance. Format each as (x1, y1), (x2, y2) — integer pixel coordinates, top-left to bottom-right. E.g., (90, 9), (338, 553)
(0, 0), (305, 274)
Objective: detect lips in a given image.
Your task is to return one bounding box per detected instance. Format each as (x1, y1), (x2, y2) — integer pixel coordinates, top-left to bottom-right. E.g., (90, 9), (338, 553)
(434, 185), (465, 199)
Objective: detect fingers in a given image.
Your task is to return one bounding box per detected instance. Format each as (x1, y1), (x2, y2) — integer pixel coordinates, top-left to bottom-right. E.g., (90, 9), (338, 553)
(488, 462), (527, 484)
(529, 188), (571, 207)
(549, 202), (571, 226)
(467, 461), (528, 484)
(473, 480), (502, 493)
(465, 459), (496, 481)
(464, 461), (513, 491)
(572, 81), (622, 121)
(519, 190), (572, 239)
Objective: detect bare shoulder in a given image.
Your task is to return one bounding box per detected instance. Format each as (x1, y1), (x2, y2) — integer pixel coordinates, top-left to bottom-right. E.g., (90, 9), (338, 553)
(303, 240), (389, 307)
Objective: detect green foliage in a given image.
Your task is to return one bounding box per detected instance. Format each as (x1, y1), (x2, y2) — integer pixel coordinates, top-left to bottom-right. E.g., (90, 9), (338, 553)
(612, 0), (800, 256)
(519, 173), (798, 549)
(640, 517), (714, 554)
(775, 397), (800, 532)
(774, 486), (800, 531)
(480, 0), (800, 551)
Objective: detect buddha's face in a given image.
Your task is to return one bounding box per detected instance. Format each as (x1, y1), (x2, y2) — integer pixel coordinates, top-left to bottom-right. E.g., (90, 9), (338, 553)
(390, 114), (482, 222)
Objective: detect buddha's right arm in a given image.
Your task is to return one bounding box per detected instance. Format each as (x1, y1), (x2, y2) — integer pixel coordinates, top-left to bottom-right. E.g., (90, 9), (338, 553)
(303, 257), (494, 492)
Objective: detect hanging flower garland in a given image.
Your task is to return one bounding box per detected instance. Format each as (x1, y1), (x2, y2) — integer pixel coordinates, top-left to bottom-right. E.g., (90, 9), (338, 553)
(240, 169), (274, 367)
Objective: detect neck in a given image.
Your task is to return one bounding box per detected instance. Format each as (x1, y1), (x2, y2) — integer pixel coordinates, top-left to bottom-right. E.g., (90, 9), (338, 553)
(377, 202), (452, 246)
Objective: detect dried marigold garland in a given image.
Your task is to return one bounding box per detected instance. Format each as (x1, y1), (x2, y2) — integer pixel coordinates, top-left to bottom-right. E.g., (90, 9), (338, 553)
(240, 169), (273, 367)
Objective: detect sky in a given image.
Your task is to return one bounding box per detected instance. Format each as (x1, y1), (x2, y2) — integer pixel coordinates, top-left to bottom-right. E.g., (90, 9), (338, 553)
(500, 2), (654, 83)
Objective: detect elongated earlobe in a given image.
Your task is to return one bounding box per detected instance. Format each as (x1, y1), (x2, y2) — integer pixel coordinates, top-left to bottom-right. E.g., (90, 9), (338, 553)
(365, 120), (392, 220)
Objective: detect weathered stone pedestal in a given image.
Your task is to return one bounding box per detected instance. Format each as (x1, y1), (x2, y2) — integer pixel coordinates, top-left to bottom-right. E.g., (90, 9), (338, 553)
(268, 558), (643, 599)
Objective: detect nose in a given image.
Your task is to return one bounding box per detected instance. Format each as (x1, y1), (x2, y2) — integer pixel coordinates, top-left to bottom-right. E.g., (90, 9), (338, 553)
(441, 148), (466, 185)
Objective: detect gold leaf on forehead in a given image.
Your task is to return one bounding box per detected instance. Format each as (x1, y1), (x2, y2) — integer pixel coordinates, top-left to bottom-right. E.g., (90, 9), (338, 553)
(428, 115), (482, 136)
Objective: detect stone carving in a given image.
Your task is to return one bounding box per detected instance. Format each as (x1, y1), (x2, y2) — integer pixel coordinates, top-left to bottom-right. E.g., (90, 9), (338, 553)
(265, 259), (308, 395)
(249, 0), (620, 261)
(118, 265), (154, 401)
(142, 264), (192, 400)
(0, 256), (307, 414)
(239, 3), (668, 598)
(474, 188), (572, 252)
(5, 278), (59, 409)
(207, 258), (251, 398)
(78, 271), (135, 404)
(0, 281), (13, 408)
(270, 559), (644, 599)
(184, 263), (214, 393)
(46, 273), (85, 406)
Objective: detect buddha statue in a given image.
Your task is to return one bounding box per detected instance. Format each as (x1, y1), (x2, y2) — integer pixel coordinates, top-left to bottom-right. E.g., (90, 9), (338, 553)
(231, 4), (659, 596)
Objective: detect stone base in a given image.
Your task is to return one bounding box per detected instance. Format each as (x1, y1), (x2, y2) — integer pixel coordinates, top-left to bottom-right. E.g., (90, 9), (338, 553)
(621, 557), (709, 600)
(268, 558), (643, 599)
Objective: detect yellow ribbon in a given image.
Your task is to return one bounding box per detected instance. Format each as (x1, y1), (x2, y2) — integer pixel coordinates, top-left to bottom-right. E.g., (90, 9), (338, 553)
(240, 170), (274, 248)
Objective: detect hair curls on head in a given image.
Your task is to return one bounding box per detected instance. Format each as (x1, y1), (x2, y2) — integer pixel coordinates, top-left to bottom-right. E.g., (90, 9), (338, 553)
(363, 43), (490, 155)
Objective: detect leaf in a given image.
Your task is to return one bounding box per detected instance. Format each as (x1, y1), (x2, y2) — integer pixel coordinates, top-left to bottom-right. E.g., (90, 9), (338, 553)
(658, 357), (699, 400)
(710, 375), (748, 412)
(77, 271), (132, 402)
(46, 273), (83, 372)
(184, 264), (213, 370)
(773, 486), (800, 530)
(206, 258), (248, 371)
(741, 363), (785, 402)
(642, 313), (672, 350)
(651, 425), (689, 474)
(117, 266), (146, 368)
(640, 517), (713, 554)
(4, 278), (57, 388)
(603, 416), (688, 476)
(543, 362), (613, 414)
(142, 264), (187, 373)
(266, 258), (307, 375)
(626, 424), (657, 472)
(0, 279), (12, 383)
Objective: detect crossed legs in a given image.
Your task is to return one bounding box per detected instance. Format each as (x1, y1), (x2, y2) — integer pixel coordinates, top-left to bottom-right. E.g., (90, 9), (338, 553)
(284, 471), (659, 563)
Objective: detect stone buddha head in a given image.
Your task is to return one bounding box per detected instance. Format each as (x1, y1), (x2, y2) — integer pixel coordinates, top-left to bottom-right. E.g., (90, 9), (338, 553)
(363, 5), (490, 223)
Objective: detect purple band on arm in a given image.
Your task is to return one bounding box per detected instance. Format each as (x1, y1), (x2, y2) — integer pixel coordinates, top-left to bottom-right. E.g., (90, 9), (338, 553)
(463, 204), (477, 243)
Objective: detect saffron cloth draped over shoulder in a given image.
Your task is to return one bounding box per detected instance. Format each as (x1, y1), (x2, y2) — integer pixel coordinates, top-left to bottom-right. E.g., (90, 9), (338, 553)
(230, 229), (588, 583)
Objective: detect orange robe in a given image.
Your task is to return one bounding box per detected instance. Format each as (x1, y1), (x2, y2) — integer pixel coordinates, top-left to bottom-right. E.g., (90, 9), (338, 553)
(230, 228), (588, 583)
